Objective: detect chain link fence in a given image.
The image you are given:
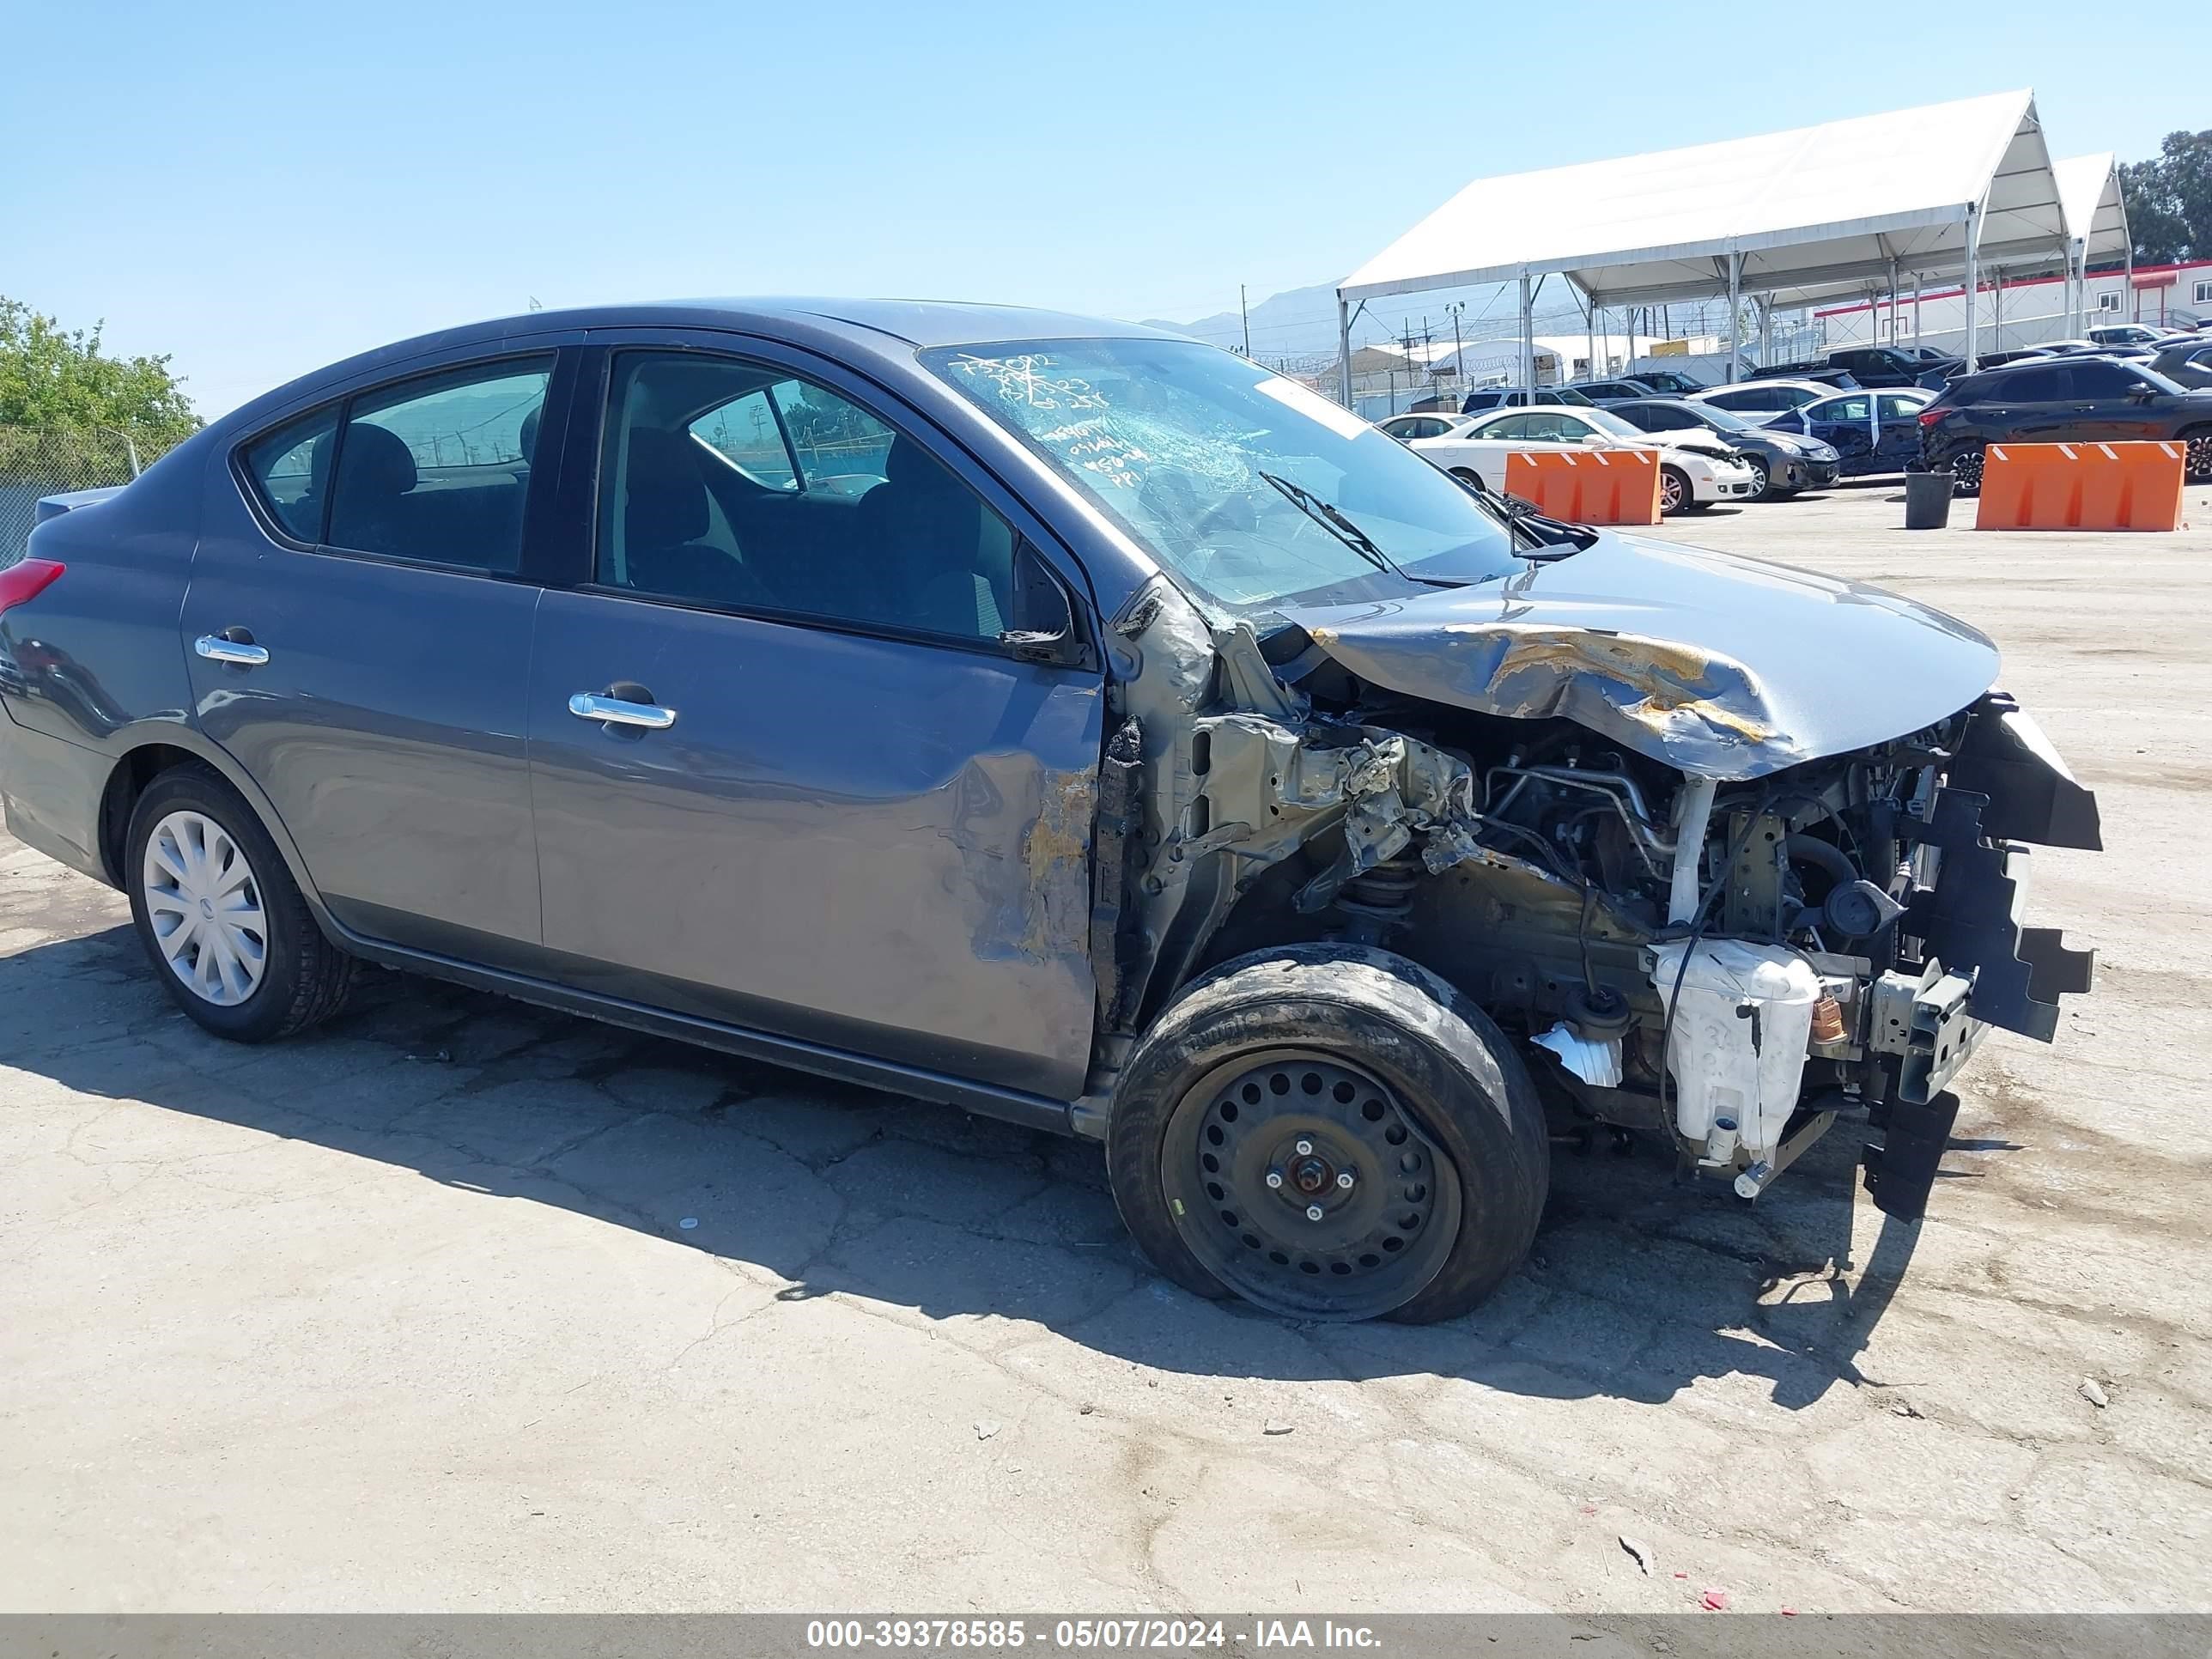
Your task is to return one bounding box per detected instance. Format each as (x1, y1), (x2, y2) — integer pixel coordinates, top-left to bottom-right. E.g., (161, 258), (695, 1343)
(0, 425), (191, 567)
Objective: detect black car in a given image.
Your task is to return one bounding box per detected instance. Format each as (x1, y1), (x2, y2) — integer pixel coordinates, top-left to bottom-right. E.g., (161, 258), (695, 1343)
(1567, 378), (1659, 402)
(1821, 346), (1956, 388)
(1605, 398), (1842, 498)
(1620, 368), (1711, 397)
(2148, 337), (2212, 392)
(1917, 356), (2212, 490)
(1747, 362), (1862, 389)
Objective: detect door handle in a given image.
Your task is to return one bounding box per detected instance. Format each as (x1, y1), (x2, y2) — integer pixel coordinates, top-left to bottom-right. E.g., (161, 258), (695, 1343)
(195, 634), (269, 666)
(568, 691), (677, 730)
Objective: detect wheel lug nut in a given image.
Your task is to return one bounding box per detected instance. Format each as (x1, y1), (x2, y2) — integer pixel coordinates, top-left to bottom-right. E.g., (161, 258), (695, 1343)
(1336, 1170), (1355, 1188)
(1294, 1139), (1315, 1156)
(1305, 1205), (1325, 1222)
(1265, 1170), (1285, 1189)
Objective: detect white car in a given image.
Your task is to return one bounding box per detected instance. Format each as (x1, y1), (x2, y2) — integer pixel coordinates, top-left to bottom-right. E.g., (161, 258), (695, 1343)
(1407, 404), (1762, 514)
(1375, 412), (1473, 444)
(1689, 380), (1839, 422)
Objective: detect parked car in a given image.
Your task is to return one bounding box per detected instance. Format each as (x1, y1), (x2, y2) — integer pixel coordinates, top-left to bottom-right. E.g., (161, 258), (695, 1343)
(1814, 347), (1948, 389)
(2147, 338), (2212, 392)
(1619, 368), (1711, 397)
(0, 299), (2100, 1322)
(1745, 362), (1862, 389)
(1375, 412), (1472, 443)
(1692, 380), (1838, 421)
(1565, 378), (1657, 402)
(1459, 385), (1595, 413)
(2087, 324), (2181, 350)
(1763, 388), (1933, 477)
(1409, 404), (1763, 513)
(1604, 398), (1841, 497)
(1917, 356), (2212, 489)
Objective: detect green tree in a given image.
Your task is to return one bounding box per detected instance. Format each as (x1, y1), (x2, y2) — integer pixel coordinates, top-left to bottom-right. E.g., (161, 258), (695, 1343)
(2122, 130), (2212, 266)
(0, 297), (201, 442)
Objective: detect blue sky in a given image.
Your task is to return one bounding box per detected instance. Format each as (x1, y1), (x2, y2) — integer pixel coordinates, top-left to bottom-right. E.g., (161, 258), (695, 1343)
(1, 0), (2185, 416)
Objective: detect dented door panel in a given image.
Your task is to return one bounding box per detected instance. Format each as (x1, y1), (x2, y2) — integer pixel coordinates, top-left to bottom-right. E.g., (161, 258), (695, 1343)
(526, 591), (1103, 1098)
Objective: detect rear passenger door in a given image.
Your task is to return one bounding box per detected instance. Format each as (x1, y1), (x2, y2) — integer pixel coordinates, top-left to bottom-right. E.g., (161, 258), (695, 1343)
(524, 338), (1105, 1099)
(186, 344), (578, 964)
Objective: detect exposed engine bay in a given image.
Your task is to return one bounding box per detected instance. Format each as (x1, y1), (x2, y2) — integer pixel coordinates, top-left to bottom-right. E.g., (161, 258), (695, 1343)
(1090, 574), (2100, 1222)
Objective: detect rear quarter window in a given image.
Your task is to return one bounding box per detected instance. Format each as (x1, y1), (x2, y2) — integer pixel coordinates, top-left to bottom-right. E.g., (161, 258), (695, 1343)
(240, 405), (341, 543)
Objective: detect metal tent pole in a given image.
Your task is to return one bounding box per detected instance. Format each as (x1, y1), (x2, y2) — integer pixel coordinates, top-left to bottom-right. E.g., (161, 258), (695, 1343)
(1963, 204), (1983, 372)
(1338, 295), (1355, 410)
(1518, 270), (1534, 389)
(1887, 257), (1899, 346)
(1758, 298), (1771, 366)
(1912, 270), (1923, 346)
(1726, 251), (1741, 380)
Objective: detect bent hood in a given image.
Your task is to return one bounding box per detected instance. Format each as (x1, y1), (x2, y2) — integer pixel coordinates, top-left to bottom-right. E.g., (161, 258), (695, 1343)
(1281, 532), (1998, 781)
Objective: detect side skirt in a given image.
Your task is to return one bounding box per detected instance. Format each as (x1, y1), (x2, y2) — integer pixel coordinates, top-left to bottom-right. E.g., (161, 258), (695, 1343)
(336, 931), (1083, 1141)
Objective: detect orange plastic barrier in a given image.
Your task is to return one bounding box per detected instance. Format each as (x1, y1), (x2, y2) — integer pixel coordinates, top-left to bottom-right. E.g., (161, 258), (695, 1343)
(1975, 440), (2185, 532)
(1503, 447), (1662, 525)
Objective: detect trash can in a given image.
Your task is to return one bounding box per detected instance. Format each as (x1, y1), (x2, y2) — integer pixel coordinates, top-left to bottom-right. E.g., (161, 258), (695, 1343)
(1905, 468), (1954, 530)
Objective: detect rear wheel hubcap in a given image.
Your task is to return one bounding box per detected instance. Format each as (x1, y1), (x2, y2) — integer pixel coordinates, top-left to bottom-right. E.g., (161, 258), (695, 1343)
(1163, 1050), (1461, 1320)
(142, 810), (267, 1006)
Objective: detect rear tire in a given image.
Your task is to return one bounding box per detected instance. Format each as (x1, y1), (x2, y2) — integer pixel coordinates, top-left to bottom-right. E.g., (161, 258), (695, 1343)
(1950, 445), (1986, 496)
(1106, 946), (1549, 1323)
(125, 764), (356, 1042)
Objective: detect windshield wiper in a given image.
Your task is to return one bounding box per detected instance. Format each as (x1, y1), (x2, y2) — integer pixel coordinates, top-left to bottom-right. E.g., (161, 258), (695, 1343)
(1257, 472), (1468, 587)
(1457, 473), (1596, 560)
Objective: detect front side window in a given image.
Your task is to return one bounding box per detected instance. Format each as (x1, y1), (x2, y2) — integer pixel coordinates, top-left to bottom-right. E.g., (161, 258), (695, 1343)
(2068, 362), (2142, 398)
(927, 337), (1520, 618)
(325, 359), (552, 571)
(599, 352), (1014, 641)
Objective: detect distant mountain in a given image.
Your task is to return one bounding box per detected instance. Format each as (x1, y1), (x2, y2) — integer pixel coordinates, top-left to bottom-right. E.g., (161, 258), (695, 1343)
(1142, 282), (1346, 364)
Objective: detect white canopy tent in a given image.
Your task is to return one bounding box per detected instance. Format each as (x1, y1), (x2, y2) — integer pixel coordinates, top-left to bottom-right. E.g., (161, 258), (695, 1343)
(2054, 153), (2133, 336)
(1336, 89), (2070, 399)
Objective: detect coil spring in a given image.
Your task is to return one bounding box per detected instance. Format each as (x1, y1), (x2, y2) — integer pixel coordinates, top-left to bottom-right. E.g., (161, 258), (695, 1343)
(1337, 848), (1421, 927)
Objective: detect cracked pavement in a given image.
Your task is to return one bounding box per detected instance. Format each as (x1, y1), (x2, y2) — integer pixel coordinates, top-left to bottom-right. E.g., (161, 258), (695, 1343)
(4, 483), (2211, 1613)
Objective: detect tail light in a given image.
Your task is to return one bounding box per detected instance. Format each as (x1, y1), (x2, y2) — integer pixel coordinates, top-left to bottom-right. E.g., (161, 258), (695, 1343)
(1917, 405), (1954, 428)
(0, 559), (64, 616)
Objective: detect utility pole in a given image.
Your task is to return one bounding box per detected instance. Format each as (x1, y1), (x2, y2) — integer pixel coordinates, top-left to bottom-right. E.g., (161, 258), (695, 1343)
(1239, 285), (1251, 357)
(1445, 301), (1465, 391)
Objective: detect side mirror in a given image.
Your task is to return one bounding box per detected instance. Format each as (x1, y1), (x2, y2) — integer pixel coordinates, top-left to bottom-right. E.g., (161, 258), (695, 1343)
(2128, 384), (2155, 401)
(1000, 539), (1094, 671)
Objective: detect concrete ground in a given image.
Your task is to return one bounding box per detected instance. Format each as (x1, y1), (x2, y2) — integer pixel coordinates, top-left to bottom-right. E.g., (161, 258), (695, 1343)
(4, 480), (2211, 1613)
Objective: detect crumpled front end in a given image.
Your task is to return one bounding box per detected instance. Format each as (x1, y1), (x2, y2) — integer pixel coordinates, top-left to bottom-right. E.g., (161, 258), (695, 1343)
(1098, 572), (2099, 1219)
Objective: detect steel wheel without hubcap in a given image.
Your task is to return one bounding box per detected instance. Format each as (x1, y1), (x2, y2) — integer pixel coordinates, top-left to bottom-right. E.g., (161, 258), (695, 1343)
(1162, 1049), (1462, 1320)
(141, 809), (267, 1006)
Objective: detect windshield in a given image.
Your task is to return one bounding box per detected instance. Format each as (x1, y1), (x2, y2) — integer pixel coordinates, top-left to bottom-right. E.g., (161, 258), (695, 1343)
(1680, 402), (1751, 432)
(923, 337), (1523, 616)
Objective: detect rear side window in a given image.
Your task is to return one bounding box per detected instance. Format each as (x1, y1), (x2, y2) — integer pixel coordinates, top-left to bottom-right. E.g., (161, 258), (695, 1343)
(1999, 366), (2067, 401)
(242, 406), (340, 542)
(327, 360), (553, 572)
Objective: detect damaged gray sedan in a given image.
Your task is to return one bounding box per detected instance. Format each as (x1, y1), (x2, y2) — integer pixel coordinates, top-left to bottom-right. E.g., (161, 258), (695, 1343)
(0, 301), (2098, 1322)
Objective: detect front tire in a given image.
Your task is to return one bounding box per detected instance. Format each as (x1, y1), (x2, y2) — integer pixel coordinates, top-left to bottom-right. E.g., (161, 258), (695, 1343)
(125, 764), (356, 1042)
(1106, 946), (1549, 1323)
(2183, 428), (2212, 484)
(1743, 456), (1773, 499)
(1659, 465), (1692, 515)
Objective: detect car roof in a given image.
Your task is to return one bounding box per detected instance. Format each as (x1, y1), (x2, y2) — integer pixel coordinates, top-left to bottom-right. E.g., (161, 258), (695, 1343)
(1699, 380), (1831, 396)
(212, 297), (1185, 434)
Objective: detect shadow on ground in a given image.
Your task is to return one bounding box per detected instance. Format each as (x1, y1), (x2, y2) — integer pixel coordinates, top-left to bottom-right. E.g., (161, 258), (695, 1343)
(9, 923), (1947, 1413)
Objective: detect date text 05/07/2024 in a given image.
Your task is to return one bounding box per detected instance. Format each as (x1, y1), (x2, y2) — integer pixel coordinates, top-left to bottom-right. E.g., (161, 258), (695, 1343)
(804, 1620), (1382, 1650)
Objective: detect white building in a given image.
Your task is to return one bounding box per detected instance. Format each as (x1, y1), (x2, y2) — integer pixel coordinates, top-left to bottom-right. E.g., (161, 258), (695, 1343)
(1814, 258), (2211, 356)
